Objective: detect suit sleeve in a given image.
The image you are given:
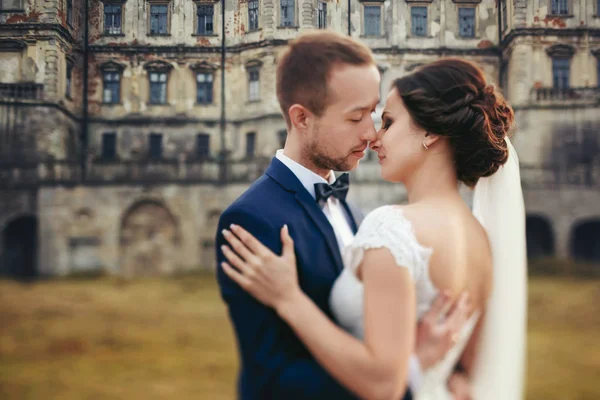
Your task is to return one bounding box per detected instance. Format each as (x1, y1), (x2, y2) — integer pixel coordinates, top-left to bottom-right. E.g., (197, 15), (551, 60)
(216, 206), (358, 399)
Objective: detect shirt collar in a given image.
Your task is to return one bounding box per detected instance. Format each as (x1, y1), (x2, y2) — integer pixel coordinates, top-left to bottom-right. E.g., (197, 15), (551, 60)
(275, 149), (336, 200)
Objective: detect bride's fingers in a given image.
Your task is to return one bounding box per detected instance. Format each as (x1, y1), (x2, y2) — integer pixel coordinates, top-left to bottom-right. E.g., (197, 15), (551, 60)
(221, 245), (251, 275)
(424, 291), (451, 325)
(445, 292), (470, 333)
(222, 229), (255, 263)
(221, 262), (251, 289)
(230, 224), (273, 259)
(281, 225), (295, 261)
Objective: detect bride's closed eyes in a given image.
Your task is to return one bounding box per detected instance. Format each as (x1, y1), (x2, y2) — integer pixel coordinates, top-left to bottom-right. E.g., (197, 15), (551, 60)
(381, 116), (393, 130)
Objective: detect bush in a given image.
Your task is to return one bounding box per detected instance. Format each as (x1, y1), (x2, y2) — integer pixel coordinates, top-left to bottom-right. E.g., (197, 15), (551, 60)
(528, 257), (600, 278)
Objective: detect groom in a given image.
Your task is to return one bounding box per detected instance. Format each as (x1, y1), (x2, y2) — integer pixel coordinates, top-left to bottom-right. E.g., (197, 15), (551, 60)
(216, 31), (471, 400)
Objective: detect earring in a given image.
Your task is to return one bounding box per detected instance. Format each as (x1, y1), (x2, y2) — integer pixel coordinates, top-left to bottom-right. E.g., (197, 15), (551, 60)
(422, 142), (429, 150)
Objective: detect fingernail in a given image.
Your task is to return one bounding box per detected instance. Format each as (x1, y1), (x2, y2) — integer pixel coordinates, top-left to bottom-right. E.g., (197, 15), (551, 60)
(221, 245), (227, 252)
(230, 224), (238, 230)
(222, 229), (229, 236)
(283, 224), (288, 231)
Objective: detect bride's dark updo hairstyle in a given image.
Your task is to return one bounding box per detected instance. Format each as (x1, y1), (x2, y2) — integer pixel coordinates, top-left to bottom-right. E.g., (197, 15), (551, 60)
(393, 58), (515, 187)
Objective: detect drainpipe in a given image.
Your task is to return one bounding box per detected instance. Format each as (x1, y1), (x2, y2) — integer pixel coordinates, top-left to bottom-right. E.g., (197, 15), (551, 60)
(219, 0), (227, 184)
(82, 0), (90, 181)
(347, 0), (351, 36)
(498, 0), (504, 89)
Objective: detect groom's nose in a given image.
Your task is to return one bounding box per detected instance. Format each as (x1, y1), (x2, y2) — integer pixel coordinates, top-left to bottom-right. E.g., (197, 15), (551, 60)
(361, 122), (377, 142)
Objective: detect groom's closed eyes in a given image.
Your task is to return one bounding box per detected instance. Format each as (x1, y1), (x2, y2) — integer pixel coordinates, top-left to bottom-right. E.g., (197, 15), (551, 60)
(347, 106), (378, 124)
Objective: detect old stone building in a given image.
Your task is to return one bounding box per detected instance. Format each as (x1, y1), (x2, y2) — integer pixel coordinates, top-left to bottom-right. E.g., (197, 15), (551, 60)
(1, 0), (599, 278)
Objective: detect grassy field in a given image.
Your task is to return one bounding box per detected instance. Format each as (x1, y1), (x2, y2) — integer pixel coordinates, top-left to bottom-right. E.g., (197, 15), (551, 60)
(1, 272), (599, 400)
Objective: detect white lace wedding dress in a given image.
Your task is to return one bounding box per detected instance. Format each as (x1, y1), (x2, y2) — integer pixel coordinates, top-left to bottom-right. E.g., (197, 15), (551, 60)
(330, 205), (481, 400)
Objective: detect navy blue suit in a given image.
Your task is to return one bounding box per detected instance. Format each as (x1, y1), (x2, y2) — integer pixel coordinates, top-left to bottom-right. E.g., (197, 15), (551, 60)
(216, 157), (412, 400)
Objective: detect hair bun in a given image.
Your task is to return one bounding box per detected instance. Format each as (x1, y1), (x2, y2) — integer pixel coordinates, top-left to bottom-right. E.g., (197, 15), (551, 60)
(393, 58), (515, 187)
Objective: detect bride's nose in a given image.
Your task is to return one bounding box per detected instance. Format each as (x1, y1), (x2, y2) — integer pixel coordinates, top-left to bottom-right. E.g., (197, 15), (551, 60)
(370, 138), (381, 151)
(370, 130), (384, 151)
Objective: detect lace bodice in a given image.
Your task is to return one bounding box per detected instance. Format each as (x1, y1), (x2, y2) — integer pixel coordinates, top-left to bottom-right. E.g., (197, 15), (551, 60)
(329, 205), (480, 400)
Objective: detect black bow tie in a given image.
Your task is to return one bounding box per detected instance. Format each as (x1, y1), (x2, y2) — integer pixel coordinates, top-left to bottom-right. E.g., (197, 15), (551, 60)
(314, 173), (350, 205)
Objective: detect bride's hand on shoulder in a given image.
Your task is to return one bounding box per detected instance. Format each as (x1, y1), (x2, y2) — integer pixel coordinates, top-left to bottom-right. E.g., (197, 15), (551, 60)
(220, 224), (302, 311)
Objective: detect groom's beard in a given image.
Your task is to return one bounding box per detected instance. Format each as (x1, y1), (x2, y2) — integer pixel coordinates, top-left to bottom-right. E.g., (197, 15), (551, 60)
(304, 128), (355, 172)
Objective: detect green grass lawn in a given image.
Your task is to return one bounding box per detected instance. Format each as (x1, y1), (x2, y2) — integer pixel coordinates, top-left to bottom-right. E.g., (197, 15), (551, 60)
(0, 272), (598, 399)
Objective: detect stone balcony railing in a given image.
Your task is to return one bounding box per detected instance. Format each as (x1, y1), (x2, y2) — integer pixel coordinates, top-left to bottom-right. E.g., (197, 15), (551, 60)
(0, 157), (272, 188)
(1, 159), (599, 189)
(530, 87), (600, 105)
(520, 164), (600, 189)
(0, 83), (44, 101)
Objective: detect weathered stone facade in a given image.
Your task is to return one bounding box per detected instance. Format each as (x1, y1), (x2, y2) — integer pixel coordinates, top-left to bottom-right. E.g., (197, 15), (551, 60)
(1, 0), (599, 277)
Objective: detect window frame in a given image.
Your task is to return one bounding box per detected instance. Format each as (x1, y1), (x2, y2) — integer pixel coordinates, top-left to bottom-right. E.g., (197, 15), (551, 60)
(102, 2), (124, 35)
(362, 3), (382, 37)
(101, 132), (118, 160)
(248, 0), (260, 31)
(458, 6), (476, 38)
(148, 1), (171, 36)
(410, 5), (428, 37)
(279, 0), (295, 27)
(195, 2), (215, 35)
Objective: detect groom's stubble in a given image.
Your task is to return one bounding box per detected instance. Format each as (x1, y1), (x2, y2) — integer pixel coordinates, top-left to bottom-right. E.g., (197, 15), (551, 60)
(303, 123), (360, 173)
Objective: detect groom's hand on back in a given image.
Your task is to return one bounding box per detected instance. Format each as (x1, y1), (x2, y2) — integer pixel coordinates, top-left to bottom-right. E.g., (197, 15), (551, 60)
(414, 291), (471, 369)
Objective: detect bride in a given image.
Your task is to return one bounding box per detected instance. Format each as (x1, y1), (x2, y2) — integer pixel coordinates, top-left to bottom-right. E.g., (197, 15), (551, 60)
(220, 58), (527, 400)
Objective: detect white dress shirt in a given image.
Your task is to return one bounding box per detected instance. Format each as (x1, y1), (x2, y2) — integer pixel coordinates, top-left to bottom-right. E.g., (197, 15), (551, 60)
(276, 150), (355, 253)
(275, 149), (424, 394)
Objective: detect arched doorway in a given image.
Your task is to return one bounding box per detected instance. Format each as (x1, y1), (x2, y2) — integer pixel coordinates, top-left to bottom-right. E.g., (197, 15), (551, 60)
(119, 201), (180, 276)
(1, 215), (38, 280)
(526, 215), (554, 260)
(570, 219), (600, 263)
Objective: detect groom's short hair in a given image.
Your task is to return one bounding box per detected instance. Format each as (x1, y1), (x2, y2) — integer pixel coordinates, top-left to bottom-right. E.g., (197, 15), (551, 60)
(276, 31), (375, 128)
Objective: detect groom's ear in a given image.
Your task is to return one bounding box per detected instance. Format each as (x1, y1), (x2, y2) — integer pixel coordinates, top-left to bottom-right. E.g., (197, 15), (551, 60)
(289, 104), (310, 131)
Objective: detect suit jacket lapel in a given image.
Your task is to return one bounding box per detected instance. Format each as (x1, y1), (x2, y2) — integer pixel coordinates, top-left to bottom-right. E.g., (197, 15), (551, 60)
(294, 190), (344, 274)
(266, 158), (345, 274)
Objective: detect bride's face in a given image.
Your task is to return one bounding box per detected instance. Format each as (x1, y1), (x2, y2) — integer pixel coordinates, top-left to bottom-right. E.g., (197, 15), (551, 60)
(371, 88), (427, 183)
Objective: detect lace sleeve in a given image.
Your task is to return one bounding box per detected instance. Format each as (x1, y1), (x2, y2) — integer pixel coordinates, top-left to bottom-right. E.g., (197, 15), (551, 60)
(342, 205), (432, 280)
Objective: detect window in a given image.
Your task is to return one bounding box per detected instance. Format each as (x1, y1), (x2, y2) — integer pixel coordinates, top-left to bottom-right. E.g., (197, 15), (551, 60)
(248, 68), (260, 102)
(280, 0), (294, 27)
(551, 0), (568, 15)
(101, 132), (117, 159)
(364, 6), (381, 37)
(597, 57), (600, 87)
(197, 4), (214, 35)
(246, 132), (256, 158)
(248, 0), (259, 31)
(277, 129), (287, 148)
(458, 8), (475, 38)
(67, 0), (73, 25)
(150, 4), (169, 34)
(196, 71), (213, 104)
(0, 0), (24, 11)
(104, 3), (122, 35)
(149, 133), (163, 159)
(66, 61), (73, 98)
(103, 71), (121, 104)
(196, 133), (210, 158)
(149, 71), (168, 104)
(411, 6), (427, 37)
(317, 1), (327, 29)
(552, 58), (570, 89)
